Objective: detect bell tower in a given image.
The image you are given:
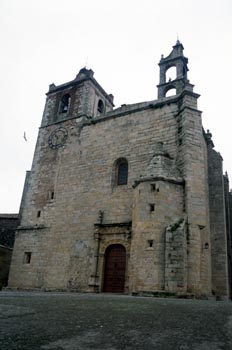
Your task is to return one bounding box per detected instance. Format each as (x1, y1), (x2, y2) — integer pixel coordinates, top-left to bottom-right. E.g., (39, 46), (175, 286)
(157, 40), (193, 98)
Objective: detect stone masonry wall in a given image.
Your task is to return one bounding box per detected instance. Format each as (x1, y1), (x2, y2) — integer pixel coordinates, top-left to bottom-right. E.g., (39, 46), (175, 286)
(176, 93), (211, 295)
(208, 146), (229, 297)
(9, 100), (183, 291)
(224, 175), (232, 299)
(229, 191), (232, 298)
(9, 84), (212, 295)
(130, 179), (184, 293)
(165, 220), (187, 293)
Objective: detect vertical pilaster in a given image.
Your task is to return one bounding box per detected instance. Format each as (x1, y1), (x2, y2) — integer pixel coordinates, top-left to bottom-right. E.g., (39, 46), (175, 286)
(178, 92), (211, 295)
(208, 145), (229, 298)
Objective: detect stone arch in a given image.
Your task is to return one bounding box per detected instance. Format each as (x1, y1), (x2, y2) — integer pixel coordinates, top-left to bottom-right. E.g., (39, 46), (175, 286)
(59, 93), (71, 114)
(165, 65), (177, 83)
(100, 239), (130, 255)
(164, 85), (177, 97)
(96, 233), (131, 293)
(97, 99), (105, 115)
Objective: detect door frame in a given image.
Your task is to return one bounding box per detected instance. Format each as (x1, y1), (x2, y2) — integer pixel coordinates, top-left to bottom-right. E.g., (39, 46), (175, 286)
(100, 239), (130, 293)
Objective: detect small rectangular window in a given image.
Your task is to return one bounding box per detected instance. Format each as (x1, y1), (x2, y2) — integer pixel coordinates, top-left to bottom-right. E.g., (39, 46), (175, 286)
(151, 184), (156, 191)
(150, 204), (155, 212)
(23, 252), (32, 264)
(147, 240), (154, 248)
(47, 191), (55, 200)
(151, 183), (159, 192)
(37, 210), (41, 218)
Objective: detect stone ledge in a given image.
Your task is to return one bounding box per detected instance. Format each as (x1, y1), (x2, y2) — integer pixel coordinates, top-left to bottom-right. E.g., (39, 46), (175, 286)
(133, 176), (184, 188)
(94, 221), (132, 228)
(131, 290), (215, 300)
(16, 225), (48, 231)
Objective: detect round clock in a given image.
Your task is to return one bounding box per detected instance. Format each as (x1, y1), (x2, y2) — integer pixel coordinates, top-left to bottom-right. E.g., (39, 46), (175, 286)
(48, 127), (68, 149)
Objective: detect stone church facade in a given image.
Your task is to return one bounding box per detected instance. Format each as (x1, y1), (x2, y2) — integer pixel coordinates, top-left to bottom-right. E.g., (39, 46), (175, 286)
(8, 42), (232, 299)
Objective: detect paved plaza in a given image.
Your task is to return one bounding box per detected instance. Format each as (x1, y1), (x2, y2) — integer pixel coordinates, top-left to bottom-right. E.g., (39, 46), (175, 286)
(0, 291), (232, 350)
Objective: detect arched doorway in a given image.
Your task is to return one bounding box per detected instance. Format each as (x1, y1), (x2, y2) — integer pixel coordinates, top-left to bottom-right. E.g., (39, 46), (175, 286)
(103, 244), (126, 293)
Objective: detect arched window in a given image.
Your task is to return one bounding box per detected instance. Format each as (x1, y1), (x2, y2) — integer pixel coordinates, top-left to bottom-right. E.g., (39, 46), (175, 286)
(165, 87), (177, 97)
(97, 99), (104, 115)
(115, 158), (128, 185)
(165, 66), (177, 83)
(59, 93), (71, 114)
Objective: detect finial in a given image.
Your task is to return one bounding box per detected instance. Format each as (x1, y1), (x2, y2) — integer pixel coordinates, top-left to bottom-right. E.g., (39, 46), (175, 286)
(176, 33), (180, 45)
(85, 56), (89, 69)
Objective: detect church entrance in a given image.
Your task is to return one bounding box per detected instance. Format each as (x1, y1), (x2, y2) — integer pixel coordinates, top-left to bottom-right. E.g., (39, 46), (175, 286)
(103, 244), (126, 293)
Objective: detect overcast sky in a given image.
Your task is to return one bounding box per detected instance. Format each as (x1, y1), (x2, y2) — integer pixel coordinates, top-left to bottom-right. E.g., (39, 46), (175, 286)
(1, 0), (232, 213)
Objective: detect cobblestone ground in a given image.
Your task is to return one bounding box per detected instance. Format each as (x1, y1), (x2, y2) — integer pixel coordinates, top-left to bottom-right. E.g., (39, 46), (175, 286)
(0, 291), (232, 350)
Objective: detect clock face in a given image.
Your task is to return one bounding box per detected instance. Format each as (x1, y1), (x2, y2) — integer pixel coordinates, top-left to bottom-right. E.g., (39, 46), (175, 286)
(48, 127), (68, 149)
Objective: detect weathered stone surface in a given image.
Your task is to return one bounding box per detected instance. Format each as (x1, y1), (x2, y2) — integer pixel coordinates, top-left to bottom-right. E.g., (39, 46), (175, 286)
(8, 42), (232, 299)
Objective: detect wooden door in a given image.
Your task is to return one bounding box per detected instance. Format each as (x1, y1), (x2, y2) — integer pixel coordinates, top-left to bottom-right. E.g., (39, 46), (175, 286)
(103, 244), (126, 293)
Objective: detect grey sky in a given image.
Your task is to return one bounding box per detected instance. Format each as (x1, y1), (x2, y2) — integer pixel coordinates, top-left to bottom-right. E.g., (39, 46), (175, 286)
(1, 0), (232, 212)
